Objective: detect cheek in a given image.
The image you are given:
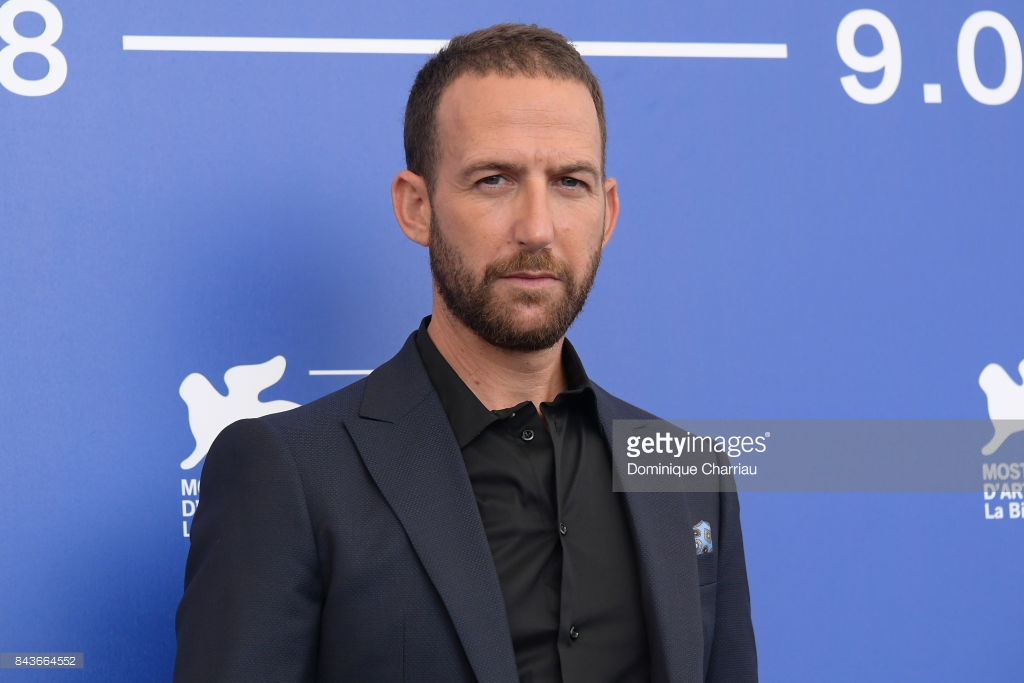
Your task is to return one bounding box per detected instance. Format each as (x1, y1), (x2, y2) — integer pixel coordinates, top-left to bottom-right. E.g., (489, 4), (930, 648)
(558, 214), (607, 252)
(552, 199), (606, 232)
(441, 213), (516, 259)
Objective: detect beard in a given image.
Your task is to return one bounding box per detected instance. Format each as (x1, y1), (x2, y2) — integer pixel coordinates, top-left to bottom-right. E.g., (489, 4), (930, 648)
(428, 214), (601, 352)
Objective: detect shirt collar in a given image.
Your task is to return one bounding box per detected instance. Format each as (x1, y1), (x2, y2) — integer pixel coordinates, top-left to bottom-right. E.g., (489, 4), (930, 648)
(413, 316), (596, 448)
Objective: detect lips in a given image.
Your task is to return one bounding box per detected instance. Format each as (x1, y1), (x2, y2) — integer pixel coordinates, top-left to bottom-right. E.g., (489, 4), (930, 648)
(500, 271), (561, 288)
(483, 249), (572, 291)
(504, 270), (558, 279)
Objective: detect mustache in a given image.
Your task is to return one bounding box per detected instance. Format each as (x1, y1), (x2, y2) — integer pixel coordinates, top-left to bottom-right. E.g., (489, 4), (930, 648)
(483, 249), (571, 283)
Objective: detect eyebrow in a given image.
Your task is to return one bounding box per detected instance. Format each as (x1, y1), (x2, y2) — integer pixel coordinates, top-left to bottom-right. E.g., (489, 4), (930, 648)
(459, 161), (522, 182)
(553, 161), (602, 180)
(460, 160), (602, 182)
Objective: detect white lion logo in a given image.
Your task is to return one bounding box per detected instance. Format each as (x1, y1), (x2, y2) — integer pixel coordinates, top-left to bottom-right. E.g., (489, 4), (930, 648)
(979, 358), (1024, 456)
(179, 356), (300, 470)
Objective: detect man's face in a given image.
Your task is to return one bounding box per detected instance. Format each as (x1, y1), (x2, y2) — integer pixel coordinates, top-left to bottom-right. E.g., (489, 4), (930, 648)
(427, 73), (618, 351)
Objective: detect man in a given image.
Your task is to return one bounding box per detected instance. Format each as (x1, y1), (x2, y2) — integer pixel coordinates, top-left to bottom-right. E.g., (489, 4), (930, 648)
(175, 23), (756, 682)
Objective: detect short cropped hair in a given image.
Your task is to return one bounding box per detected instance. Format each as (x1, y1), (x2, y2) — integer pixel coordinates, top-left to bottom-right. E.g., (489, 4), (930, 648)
(403, 23), (607, 189)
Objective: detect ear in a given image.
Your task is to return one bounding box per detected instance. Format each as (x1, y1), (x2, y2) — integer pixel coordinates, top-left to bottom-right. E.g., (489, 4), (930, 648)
(391, 170), (431, 246)
(600, 176), (620, 247)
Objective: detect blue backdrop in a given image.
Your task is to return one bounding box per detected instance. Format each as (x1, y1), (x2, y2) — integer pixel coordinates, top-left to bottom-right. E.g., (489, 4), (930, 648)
(3, 1), (1022, 680)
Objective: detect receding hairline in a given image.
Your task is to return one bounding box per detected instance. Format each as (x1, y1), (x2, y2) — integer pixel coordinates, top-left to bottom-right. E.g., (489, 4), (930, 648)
(402, 24), (608, 186)
(432, 72), (606, 176)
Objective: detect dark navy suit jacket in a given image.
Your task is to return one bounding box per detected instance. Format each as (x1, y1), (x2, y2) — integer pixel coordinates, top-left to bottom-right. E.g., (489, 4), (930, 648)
(174, 334), (757, 682)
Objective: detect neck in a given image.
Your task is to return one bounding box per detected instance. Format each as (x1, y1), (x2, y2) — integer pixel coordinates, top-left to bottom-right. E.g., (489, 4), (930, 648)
(427, 301), (567, 412)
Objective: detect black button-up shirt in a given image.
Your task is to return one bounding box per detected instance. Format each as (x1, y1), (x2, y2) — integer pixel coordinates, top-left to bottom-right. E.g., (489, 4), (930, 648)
(415, 322), (650, 683)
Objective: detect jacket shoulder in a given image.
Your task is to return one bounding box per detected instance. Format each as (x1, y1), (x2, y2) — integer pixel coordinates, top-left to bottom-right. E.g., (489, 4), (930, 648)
(260, 377), (367, 434)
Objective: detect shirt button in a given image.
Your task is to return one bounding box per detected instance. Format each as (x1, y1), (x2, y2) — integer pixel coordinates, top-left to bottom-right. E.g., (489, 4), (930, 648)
(559, 522), (568, 536)
(521, 428), (534, 441)
(569, 624), (580, 641)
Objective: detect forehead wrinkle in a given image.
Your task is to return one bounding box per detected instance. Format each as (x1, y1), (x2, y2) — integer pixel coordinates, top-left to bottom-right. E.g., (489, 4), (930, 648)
(450, 123), (601, 163)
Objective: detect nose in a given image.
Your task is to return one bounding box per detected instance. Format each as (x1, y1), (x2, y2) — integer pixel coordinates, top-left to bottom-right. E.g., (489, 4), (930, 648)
(512, 179), (555, 252)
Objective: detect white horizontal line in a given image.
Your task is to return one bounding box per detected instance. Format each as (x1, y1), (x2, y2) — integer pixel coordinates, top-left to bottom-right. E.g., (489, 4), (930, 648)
(577, 41), (786, 59)
(122, 36), (447, 54)
(309, 369), (374, 376)
(121, 36), (787, 59)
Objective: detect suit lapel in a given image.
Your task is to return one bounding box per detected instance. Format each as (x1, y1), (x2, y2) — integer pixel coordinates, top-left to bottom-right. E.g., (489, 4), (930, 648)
(594, 389), (705, 683)
(344, 337), (518, 683)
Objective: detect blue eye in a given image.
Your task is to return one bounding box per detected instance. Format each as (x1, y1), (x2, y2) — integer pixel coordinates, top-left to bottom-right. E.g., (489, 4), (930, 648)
(479, 175), (503, 185)
(560, 177), (584, 188)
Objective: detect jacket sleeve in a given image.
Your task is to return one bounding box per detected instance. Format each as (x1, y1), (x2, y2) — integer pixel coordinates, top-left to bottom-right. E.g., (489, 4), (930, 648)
(706, 489), (758, 681)
(174, 418), (322, 682)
